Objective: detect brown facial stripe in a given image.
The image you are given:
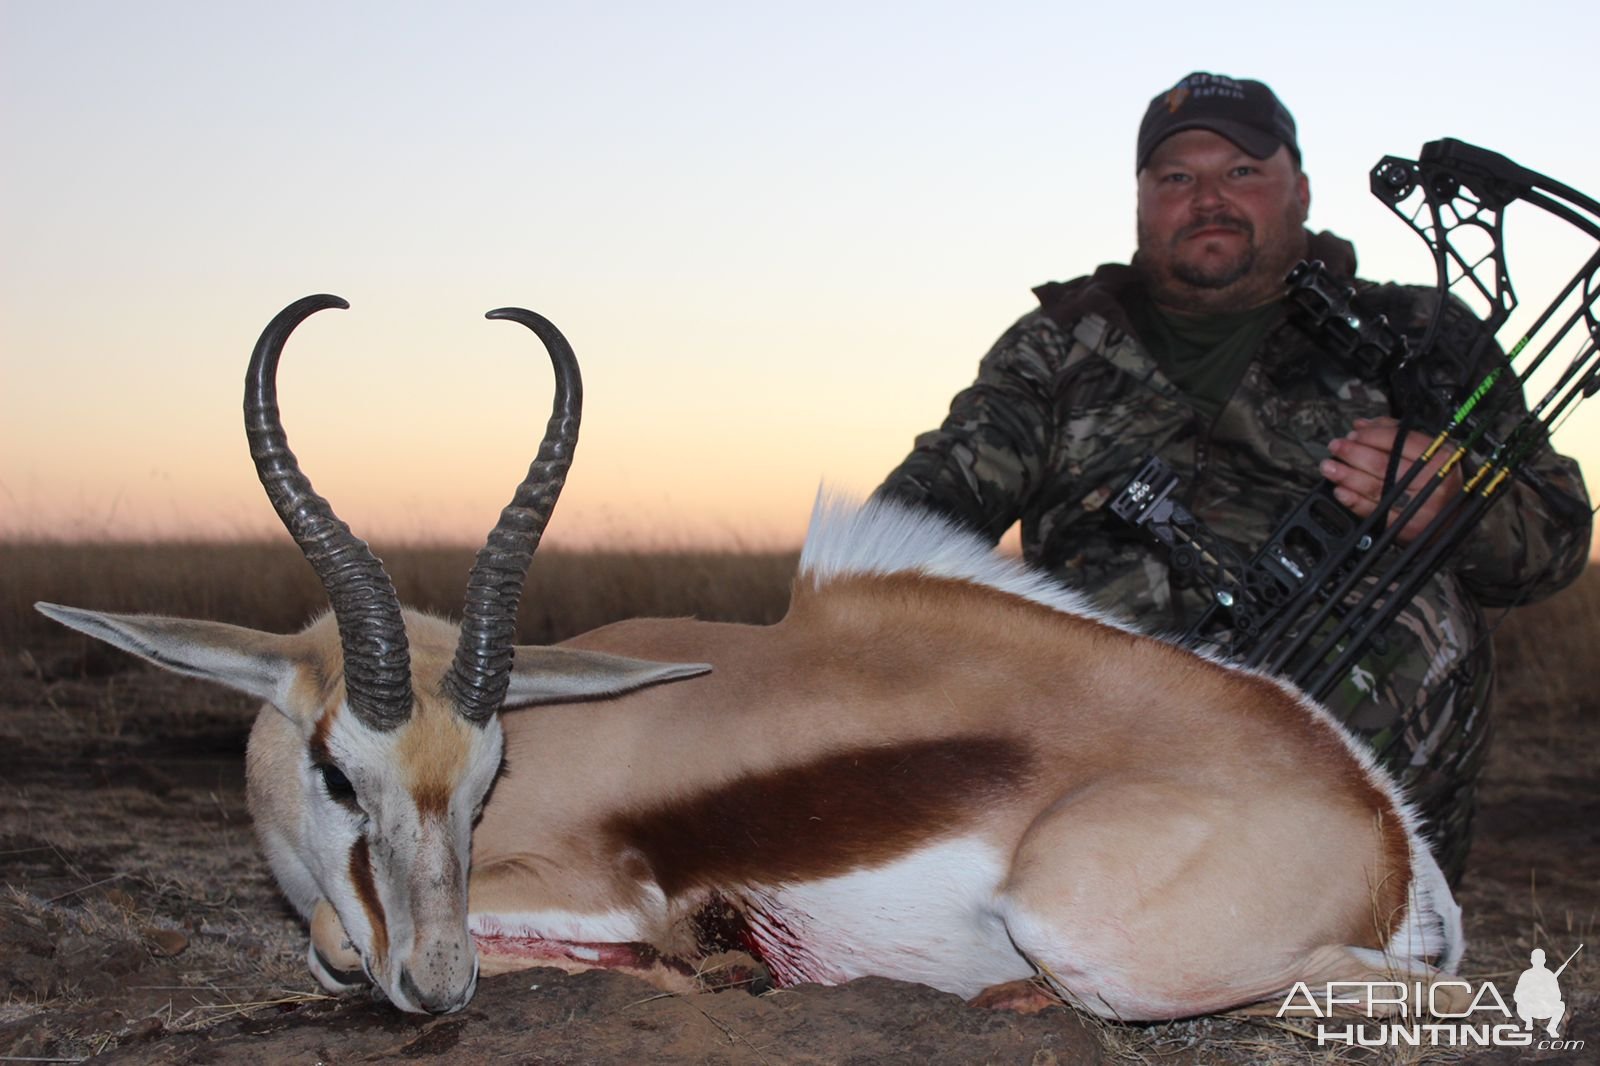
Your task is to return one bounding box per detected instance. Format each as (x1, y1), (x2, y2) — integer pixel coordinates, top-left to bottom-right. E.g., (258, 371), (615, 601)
(605, 736), (1033, 899)
(309, 707), (336, 767)
(348, 837), (389, 967)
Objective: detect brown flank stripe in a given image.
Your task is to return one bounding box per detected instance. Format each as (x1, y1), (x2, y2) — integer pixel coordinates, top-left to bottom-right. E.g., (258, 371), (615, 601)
(348, 837), (389, 966)
(605, 736), (1033, 899)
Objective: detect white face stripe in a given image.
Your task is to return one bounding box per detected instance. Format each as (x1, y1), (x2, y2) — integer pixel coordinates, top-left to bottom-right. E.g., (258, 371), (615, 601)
(304, 699), (504, 1010)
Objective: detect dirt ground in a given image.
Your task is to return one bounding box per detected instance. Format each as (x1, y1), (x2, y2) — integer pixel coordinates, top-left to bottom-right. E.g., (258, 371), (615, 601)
(2, 571), (1596, 1064)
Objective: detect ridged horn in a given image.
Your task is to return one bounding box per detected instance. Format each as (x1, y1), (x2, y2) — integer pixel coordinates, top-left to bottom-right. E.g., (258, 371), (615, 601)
(244, 294), (413, 730)
(444, 308), (581, 722)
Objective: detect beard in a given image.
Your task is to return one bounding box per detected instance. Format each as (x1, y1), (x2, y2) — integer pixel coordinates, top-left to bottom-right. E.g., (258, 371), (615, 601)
(1136, 207), (1307, 314)
(1167, 213), (1257, 289)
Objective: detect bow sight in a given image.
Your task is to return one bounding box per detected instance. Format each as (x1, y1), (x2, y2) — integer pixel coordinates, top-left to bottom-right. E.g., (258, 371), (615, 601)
(1113, 138), (1600, 703)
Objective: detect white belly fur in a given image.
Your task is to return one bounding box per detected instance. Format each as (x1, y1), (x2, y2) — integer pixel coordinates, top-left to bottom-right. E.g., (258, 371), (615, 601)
(737, 837), (1031, 997)
(469, 838), (1031, 997)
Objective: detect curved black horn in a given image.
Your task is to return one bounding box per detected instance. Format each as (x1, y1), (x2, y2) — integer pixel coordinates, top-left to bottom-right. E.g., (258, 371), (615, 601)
(444, 308), (582, 722)
(245, 295), (413, 729)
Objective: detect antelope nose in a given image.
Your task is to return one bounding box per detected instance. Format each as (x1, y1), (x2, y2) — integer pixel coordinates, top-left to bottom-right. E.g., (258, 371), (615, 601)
(398, 965), (475, 1015)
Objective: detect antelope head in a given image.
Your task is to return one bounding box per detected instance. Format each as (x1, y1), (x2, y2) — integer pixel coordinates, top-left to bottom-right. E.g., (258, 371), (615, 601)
(37, 296), (708, 1013)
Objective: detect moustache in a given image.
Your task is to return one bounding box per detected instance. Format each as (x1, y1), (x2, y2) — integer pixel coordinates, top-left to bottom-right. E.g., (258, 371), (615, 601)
(1175, 215), (1254, 242)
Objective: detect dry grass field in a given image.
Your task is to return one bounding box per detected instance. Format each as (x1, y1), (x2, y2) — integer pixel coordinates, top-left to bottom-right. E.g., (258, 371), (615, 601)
(1, 541), (1595, 1064)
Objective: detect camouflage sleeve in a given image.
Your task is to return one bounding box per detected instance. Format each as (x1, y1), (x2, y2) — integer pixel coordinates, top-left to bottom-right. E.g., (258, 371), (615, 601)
(1451, 417), (1590, 608)
(1436, 307), (1592, 607)
(873, 310), (1070, 543)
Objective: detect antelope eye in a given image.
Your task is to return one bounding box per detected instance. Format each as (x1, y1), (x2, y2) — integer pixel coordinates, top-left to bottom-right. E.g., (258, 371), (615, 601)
(316, 762), (358, 806)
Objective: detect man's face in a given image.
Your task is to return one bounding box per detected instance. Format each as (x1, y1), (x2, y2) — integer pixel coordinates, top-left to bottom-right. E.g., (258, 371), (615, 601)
(1135, 129), (1310, 314)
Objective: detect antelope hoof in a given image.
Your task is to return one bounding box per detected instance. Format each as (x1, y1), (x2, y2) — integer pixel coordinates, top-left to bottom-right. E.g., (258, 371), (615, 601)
(969, 978), (1063, 1014)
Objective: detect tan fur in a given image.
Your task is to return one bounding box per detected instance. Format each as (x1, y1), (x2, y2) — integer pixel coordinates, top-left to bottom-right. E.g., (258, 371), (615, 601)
(398, 702), (474, 819)
(39, 562), (1454, 1020)
(462, 572), (1447, 1019)
(378, 617), (481, 818)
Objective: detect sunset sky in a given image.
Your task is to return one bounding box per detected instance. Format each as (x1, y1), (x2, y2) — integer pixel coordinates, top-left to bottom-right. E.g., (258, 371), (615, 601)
(5, 2), (1598, 549)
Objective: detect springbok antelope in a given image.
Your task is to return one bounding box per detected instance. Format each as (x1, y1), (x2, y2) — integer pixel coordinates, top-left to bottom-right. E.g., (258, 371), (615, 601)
(38, 295), (1462, 1020)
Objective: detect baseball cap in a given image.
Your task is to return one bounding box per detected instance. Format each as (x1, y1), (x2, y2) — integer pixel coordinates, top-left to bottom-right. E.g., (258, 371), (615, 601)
(1136, 72), (1299, 173)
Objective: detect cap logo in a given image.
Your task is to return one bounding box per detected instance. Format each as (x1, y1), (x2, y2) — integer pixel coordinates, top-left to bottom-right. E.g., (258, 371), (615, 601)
(1137, 73), (1298, 174)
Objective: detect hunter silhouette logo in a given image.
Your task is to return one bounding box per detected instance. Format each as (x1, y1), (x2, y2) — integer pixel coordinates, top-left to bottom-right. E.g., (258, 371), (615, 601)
(1278, 942), (1585, 1050)
(1516, 945), (1581, 1037)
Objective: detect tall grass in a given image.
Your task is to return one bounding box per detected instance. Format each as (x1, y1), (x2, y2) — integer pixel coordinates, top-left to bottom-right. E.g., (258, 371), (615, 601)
(1484, 562), (1600, 727)
(8, 540), (1597, 673)
(1, 541), (798, 647)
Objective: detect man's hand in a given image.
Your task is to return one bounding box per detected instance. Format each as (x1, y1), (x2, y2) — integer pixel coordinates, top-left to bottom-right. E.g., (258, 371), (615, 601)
(1321, 416), (1463, 545)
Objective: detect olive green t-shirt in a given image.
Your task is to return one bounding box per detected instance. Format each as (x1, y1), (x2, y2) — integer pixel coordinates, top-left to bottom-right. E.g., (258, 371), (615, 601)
(1127, 295), (1284, 422)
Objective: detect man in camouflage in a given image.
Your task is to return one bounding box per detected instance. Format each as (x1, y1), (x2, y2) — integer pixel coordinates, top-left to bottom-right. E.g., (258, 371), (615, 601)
(874, 72), (1589, 883)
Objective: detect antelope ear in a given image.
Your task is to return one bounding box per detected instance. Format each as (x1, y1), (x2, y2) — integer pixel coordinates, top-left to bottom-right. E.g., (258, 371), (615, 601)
(35, 602), (301, 709)
(503, 646), (711, 708)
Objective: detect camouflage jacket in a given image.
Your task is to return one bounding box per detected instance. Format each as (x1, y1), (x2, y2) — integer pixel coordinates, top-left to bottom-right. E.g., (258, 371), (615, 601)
(877, 231), (1590, 730)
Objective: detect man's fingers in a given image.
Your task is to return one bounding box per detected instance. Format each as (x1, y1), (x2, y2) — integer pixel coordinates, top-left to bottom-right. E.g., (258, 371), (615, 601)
(1328, 429), (1453, 485)
(1330, 483), (1375, 517)
(1341, 425), (1433, 464)
(1327, 436), (1396, 479)
(1321, 456), (1390, 505)
(1324, 420), (1465, 546)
